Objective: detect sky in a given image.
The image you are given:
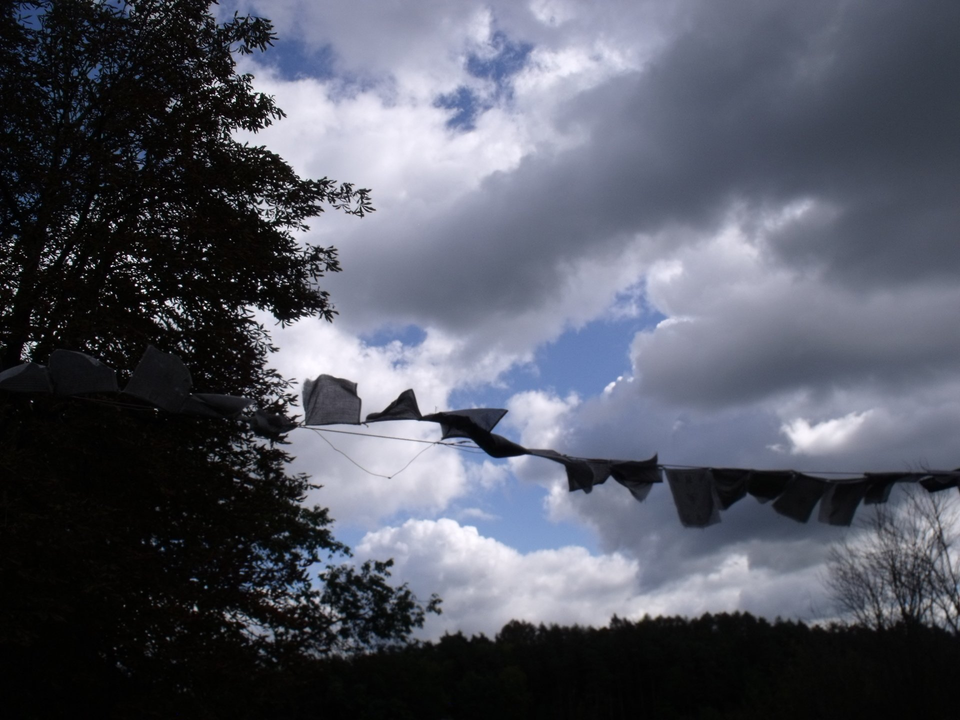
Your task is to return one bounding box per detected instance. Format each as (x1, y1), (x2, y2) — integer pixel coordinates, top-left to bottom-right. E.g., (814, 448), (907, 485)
(225, 0), (960, 639)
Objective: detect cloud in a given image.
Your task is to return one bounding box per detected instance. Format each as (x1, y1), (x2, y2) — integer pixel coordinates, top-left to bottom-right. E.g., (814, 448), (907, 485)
(229, 0), (960, 629)
(630, 224), (960, 409)
(239, 0), (960, 389)
(465, 460), (511, 490)
(239, 0), (673, 87)
(356, 518), (833, 639)
(505, 389), (580, 448)
(781, 411), (874, 456)
(357, 517), (642, 637)
(502, 389), (581, 503)
(458, 507), (499, 522)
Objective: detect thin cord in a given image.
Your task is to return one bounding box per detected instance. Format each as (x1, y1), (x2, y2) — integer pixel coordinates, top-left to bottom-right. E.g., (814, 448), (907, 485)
(309, 432), (958, 476)
(303, 427), (438, 479)
(37, 395), (960, 476)
(67, 395), (159, 411)
(309, 426), (453, 445)
(63, 395), (486, 455)
(303, 426), (489, 454)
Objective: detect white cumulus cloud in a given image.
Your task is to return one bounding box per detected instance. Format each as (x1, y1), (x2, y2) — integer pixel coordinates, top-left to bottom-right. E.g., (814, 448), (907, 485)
(781, 411), (874, 456)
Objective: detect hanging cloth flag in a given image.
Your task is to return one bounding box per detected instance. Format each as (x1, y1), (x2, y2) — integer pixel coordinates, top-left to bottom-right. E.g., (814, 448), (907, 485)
(461, 430), (528, 458)
(123, 345), (192, 413)
(365, 389), (422, 422)
(303, 374), (361, 425)
(423, 409), (508, 439)
(249, 409), (300, 437)
(920, 471), (960, 493)
(746, 470), (793, 504)
(7, 354), (960, 528)
(0, 362), (52, 393)
(566, 459), (613, 493)
(526, 452), (661, 497)
(819, 479), (872, 526)
(528, 449), (612, 493)
(422, 411), (527, 458)
(862, 473), (909, 505)
(664, 467), (721, 528)
(181, 393), (254, 420)
(772, 473), (829, 524)
(710, 468), (751, 510)
(49, 350), (118, 395)
(610, 457), (661, 502)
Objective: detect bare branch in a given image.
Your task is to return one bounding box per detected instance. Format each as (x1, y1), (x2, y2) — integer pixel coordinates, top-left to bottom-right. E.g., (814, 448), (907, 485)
(826, 485), (960, 633)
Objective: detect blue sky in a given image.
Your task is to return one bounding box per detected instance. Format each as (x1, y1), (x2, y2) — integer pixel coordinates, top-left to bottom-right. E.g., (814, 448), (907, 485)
(228, 0), (960, 638)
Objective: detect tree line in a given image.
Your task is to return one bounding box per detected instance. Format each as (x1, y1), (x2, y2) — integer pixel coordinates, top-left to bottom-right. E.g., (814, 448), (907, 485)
(297, 612), (960, 720)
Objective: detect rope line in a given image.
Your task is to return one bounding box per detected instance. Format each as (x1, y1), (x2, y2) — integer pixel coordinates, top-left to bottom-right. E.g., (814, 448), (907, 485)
(302, 426), (488, 454)
(302, 427), (439, 480)
(48, 395), (960, 477)
(306, 425), (457, 446)
(73, 395), (161, 411)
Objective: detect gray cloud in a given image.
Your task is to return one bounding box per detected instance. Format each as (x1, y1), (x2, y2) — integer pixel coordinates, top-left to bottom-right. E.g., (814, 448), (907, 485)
(632, 281), (960, 408)
(538, 364), (960, 602)
(327, 0), (959, 346)
(245, 0), (960, 628)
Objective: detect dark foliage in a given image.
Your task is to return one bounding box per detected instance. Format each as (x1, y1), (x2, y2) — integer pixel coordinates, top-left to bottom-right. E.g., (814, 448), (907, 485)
(0, 2), (432, 716)
(297, 613), (960, 720)
(0, 0), (375, 378)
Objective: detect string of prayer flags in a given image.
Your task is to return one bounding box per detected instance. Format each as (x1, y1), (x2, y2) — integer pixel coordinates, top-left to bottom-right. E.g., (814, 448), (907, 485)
(3, 350), (959, 528)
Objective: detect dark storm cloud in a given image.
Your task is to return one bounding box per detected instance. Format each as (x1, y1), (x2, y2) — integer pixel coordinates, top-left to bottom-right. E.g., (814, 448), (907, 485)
(550, 367), (960, 593)
(559, 0), (960, 286)
(340, 0), (959, 333)
(620, 0), (960, 286)
(632, 284), (960, 408)
(564, 477), (841, 596)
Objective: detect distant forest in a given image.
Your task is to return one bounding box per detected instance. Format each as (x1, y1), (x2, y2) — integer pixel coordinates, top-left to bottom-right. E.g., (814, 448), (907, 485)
(296, 613), (958, 720)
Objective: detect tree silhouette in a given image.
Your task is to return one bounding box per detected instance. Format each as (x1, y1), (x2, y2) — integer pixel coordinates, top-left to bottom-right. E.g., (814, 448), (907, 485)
(827, 485), (960, 633)
(297, 613), (960, 719)
(0, 2), (431, 714)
